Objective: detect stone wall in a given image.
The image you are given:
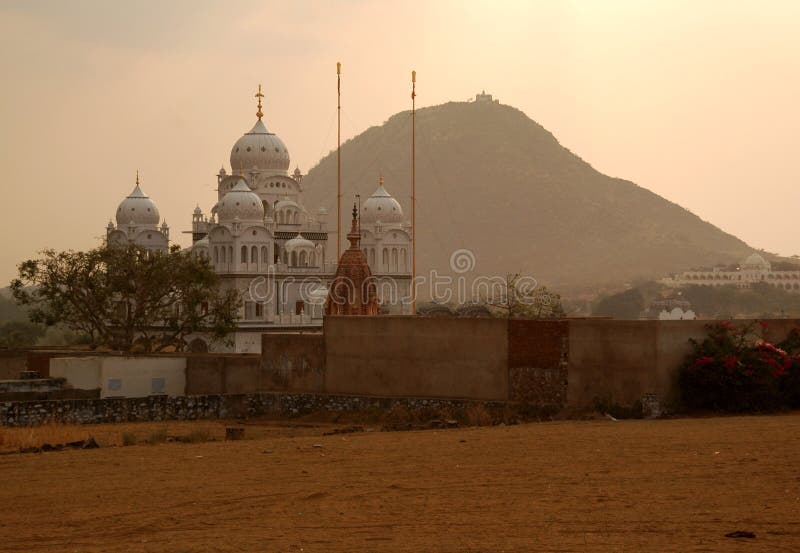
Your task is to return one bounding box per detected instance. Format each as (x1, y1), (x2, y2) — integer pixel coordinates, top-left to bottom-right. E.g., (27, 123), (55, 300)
(0, 392), (506, 427)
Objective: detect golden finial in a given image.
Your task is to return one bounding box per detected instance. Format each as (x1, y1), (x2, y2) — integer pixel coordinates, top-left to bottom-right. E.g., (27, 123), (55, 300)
(135, 169), (140, 185)
(255, 84), (264, 120)
(379, 174), (384, 186)
(337, 62), (341, 75)
(412, 70), (416, 83)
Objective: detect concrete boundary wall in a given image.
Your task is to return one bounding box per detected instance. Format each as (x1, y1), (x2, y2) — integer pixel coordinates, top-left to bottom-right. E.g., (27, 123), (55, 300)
(323, 316), (509, 400)
(29, 318), (800, 413)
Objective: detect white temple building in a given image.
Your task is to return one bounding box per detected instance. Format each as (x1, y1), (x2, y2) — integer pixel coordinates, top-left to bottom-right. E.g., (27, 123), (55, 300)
(106, 87), (411, 352)
(661, 253), (800, 293)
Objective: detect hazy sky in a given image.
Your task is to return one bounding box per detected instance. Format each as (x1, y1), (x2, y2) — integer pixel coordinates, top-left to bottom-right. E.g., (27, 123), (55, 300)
(1, 0), (799, 284)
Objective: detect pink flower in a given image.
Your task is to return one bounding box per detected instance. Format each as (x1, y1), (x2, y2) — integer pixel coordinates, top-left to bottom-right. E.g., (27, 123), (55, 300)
(723, 354), (738, 372)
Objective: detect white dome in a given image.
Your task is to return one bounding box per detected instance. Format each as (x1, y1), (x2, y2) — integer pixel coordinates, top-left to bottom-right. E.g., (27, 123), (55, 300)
(285, 233), (315, 251)
(217, 178), (265, 223)
(361, 183), (403, 224)
(230, 119), (290, 174)
(116, 183), (159, 227)
(742, 253), (770, 270)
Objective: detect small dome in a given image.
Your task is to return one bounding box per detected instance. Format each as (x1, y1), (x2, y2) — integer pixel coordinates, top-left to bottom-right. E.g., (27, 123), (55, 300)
(193, 205), (202, 215)
(230, 119), (290, 174)
(285, 233), (315, 252)
(361, 182), (403, 224)
(217, 178), (264, 223)
(742, 253), (770, 270)
(275, 199), (301, 211)
(116, 183), (160, 227)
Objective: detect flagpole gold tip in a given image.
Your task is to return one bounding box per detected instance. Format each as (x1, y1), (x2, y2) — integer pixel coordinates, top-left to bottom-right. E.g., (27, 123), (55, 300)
(337, 62), (341, 74)
(412, 70), (416, 82)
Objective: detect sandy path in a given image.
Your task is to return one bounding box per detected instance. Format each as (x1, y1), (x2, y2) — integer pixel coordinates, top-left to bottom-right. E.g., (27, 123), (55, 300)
(1, 414), (799, 552)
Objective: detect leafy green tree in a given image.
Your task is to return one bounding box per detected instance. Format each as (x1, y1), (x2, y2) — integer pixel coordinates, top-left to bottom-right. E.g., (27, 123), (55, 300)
(593, 288), (644, 319)
(0, 320), (45, 348)
(10, 244), (240, 352)
(484, 273), (564, 318)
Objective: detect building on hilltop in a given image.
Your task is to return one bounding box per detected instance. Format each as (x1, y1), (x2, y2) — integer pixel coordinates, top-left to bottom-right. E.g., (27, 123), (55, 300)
(660, 253), (800, 293)
(105, 86), (409, 352)
(475, 90), (498, 103)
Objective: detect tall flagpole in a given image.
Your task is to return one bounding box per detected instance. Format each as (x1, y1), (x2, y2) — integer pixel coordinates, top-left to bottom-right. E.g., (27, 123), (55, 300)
(411, 70), (417, 315)
(337, 62), (342, 261)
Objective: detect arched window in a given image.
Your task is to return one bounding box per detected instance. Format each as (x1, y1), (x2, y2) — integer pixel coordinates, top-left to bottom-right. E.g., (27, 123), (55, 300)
(401, 248), (407, 271)
(310, 251), (316, 266)
(261, 246), (268, 264)
(241, 245), (248, 264)
(299, 250), (307, 266)
(220, 247), (226, 263)
(294, 212), (300, 224)
(291, 251), (298, 266)
(391, 248), (398, 272)
(251, 246), (258, 267)
(214, 246), (219, 264)
(382, 248), (389, 270)
(228, 247), (233, 267)
(370, 248), (376, 267)
(282, 250), (288, 264)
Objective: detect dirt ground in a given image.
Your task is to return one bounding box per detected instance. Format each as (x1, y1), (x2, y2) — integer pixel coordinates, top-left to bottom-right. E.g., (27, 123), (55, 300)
(1, 414), (799, 552)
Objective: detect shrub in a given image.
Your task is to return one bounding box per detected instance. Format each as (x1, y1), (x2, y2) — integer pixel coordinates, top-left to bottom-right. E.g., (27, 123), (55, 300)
(147, 428), (168, 444)
(180, 429), (211, 443)
(679, 322), (800, 412)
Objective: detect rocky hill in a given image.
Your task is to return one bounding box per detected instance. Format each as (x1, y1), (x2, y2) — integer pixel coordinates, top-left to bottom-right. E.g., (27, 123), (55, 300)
(302, 100), (752, 294)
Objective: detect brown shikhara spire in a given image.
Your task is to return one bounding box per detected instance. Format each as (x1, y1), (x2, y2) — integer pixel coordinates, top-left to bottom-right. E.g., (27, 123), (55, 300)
(325, 203), (379, 316)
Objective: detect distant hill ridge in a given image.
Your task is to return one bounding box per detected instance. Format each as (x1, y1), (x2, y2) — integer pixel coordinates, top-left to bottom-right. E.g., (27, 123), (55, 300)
(303, 99), (753, 293)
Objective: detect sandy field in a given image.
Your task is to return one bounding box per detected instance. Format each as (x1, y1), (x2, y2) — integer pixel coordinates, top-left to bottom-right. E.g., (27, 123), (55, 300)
(1, 414), (799, 552)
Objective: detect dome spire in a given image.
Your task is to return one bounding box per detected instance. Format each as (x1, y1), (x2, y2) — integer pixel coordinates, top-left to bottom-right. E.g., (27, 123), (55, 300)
(135, 169), (140, 185)
(255, 84), (264, 120)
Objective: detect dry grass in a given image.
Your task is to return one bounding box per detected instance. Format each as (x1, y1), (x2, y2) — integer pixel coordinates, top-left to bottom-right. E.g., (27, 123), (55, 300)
(0, 422), (90, 451)
(0, 421), (226, 452)
(4, 414), (800, 552)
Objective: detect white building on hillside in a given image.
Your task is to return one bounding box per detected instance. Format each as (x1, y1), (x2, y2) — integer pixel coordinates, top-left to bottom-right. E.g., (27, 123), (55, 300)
(661, 253), (800, 293)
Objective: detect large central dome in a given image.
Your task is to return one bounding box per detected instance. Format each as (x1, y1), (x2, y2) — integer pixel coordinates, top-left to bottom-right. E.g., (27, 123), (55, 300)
(230, 119), (290, 174)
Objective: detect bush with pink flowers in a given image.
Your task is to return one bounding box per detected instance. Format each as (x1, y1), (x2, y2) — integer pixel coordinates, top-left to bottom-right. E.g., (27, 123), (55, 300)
(679, 321), (800, 412)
